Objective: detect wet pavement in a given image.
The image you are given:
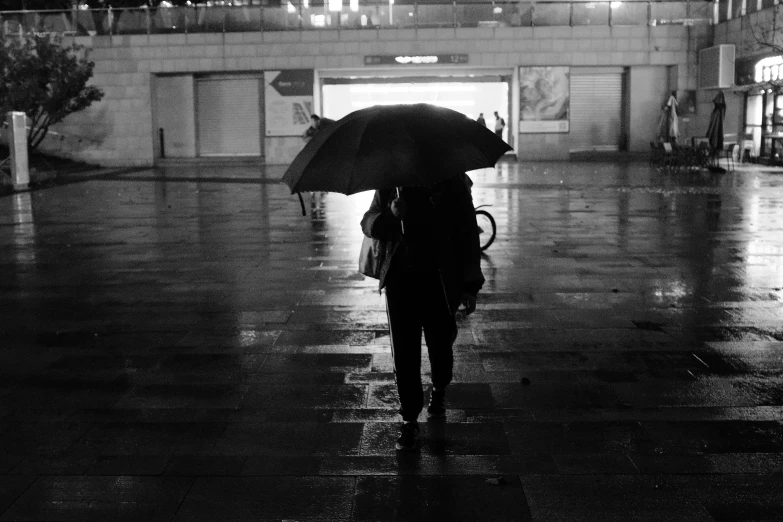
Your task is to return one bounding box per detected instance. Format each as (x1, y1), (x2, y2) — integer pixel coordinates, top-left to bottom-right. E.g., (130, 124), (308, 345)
(1, 159), (782, 521)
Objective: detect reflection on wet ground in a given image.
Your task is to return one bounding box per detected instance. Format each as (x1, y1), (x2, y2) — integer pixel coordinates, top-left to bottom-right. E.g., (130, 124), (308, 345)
(0, 160), (782, 520)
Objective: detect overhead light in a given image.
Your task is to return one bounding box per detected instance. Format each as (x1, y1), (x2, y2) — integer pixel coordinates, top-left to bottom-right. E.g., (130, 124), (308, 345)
(351, 100), (476, 108)
(350, 0), (359, 11)
(493, 6), (502, 14)
(328, 0), (342, 11)
(610, 1), (622, 7)
(287, 1), (295, 12)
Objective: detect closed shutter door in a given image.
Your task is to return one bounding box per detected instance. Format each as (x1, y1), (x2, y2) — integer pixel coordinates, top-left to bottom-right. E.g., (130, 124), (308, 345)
(197, 78), (260, 156)
(569, 74), (623, 152)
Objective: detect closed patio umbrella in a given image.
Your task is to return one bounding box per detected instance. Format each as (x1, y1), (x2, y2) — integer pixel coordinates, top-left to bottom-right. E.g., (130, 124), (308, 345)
(655, 92), (679, 144)
(706, 90), (726, 154)
(665, 92), (679, 143)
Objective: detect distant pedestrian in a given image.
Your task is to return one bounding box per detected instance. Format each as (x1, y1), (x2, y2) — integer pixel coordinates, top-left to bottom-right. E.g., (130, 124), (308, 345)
(476, 113), (486, 127)
(493, 111), (505, 140)
(303, 114), (334, 141)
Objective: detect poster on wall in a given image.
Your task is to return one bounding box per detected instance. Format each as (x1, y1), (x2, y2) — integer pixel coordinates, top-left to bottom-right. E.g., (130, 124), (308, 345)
(264, 70), (314, 136)
(519, 66), (570, 133)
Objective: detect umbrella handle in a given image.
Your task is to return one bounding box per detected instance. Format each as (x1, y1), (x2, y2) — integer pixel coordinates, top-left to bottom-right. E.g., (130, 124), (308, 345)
(297, 192), (306, 217)
(396, 187), (405, 235)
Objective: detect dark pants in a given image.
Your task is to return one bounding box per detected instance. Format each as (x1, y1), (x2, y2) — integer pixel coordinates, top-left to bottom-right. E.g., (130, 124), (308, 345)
(495, 130), (503, 139)
(385, 271), (457, 422)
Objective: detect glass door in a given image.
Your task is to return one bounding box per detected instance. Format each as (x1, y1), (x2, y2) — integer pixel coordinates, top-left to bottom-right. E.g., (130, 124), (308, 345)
(760, 89), (783, 164)
(745, 92), (762, 163)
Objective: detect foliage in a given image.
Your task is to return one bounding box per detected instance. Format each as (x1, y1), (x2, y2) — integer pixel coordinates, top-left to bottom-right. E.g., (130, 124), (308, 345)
(752, 5), (783, 55)
(0, 1), (196, 9)
(0, 32), (104, 150)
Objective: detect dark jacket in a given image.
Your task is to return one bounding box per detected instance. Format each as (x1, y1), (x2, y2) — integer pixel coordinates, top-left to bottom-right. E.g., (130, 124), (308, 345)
(359, 173), (485, 315)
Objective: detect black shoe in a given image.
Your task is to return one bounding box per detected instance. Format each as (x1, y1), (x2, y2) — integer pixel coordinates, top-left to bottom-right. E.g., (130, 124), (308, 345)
(395, 421), (420, 451)
(427, 388), (446, 419)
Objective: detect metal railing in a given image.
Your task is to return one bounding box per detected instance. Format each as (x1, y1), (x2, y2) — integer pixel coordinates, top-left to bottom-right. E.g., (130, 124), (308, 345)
(0, 3), (712, 36)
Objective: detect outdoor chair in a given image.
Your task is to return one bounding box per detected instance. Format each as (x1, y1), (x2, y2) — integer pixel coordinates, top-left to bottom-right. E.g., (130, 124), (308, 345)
(649, 141), (664, 166)
(696, 142), (712, 169)
(662, 142), (703, 172)
(723, 143), (737, 171)
(662, 142), (682, 172)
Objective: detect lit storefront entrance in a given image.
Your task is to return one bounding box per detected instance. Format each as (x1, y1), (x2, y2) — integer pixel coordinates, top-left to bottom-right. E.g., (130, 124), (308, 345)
(318, 68), (513, 147)
(738, 55), (783, 165)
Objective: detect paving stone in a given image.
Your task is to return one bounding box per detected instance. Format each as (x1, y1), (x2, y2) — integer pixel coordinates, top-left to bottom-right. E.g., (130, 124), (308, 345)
(173, 477), (354, 521)
(321, 453), (558, 476)
(260, 354), (373, 373)
(520, 475), (713, 521)
(552, 453), (640, 474)
(214, 422), (363, 456)
(639, 421), (783, 455)
(0, 422), (94, 456)
(0, 476), (36, 514)
(697, 474), (783, 520)
(505, 421), (652, 454)
(353, 476), (531, 521)
(83, 455), (167, 476)
(71, 422), (227, 456)
(2, 162), (783, 519)
(162, 455), (245, 476)
(240, 456), (321, 475)
(360, 422), (510, 456)
(240, 384), (367, 409)
(0, 476), (192, 522)
(115, 383), (248, 409)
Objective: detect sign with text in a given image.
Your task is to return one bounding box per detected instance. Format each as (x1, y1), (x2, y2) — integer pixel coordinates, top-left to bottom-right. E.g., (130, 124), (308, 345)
(364, 54), (469, 66)
(519, 66), (570, 133)
(264, 70), (314, 136)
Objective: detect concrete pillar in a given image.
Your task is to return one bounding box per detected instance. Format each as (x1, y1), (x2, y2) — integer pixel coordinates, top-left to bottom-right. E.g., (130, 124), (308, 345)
(7, 112), (29, 190)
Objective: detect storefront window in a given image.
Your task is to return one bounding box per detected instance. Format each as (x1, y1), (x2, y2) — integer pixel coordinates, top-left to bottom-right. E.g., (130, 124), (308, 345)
(744, 94), (762, 163)
(751, 89), (783, 164)
(718, 0), (731, 22)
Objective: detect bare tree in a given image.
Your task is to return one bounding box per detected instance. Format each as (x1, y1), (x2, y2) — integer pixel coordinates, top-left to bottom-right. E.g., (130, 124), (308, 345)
(1, 32), (104, 150)
(751, 4), (783, 55)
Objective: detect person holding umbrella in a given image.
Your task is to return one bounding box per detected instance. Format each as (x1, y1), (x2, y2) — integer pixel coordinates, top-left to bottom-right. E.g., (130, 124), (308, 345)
(280, 104), (510, 451)
(360, 174), (485, 451)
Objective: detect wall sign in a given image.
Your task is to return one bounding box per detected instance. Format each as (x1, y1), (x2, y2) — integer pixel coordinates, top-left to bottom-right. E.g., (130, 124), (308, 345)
(264, 70), (314, 137)
(364, 54), (469, 66)
(519, 66), (570, 133)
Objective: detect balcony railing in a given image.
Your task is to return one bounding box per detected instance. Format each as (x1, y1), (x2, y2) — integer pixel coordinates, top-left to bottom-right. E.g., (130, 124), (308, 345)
(0, 3), (711, 36)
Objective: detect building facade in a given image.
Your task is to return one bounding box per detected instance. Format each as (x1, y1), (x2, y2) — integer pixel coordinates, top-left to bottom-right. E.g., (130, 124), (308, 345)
(9, 4), (720, 167)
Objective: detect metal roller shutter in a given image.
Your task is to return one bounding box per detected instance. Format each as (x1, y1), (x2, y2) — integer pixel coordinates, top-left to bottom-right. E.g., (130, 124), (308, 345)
(197, 78), (261, 156)
(569, 74), (623, 152)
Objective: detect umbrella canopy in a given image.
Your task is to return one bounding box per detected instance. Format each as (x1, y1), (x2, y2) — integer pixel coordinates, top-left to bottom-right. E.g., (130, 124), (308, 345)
(706, 90), (726, 153)
(281, 104), (513, 196)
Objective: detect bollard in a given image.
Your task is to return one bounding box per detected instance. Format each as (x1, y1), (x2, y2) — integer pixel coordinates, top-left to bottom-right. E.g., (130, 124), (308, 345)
(7, 112), (29, 190)
(159, 128), (165, 158)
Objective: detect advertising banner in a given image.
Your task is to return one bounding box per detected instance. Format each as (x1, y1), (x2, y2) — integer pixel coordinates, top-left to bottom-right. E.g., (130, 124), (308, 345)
(519, 66), (570, 133)
(264, 69), (314, 136)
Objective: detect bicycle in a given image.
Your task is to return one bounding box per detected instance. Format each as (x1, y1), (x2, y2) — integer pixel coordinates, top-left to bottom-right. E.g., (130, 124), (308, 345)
(475, 205), (496, 251)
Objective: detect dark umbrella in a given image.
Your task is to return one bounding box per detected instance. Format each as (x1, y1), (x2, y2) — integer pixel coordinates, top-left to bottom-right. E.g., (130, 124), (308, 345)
(282, 104), (512, 203)
(706, 90), (726, 155)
